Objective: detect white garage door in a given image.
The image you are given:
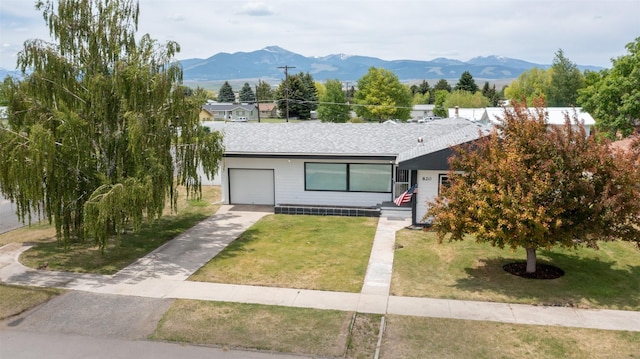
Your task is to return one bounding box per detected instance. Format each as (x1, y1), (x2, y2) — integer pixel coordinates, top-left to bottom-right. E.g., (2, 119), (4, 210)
(228, 169), (275, 205)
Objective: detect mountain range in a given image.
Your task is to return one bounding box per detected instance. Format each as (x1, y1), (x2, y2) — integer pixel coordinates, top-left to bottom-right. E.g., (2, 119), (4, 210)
(1, 45), (604, 84)
(178, 45), (604, 83)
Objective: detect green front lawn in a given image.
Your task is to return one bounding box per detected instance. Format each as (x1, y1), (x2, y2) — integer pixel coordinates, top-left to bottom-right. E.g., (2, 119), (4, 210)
(391, 229), (640, 310)
(189, 214), (378, 292)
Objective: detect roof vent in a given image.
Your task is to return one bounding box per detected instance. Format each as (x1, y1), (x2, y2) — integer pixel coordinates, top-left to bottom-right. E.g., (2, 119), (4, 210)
(417, 137), (424, 145)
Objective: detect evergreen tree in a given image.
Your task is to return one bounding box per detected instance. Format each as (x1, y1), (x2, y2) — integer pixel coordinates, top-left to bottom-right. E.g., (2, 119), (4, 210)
(0, 0), (223, 250)
(217, 81), (236, 103)
(455, 71), (479, 93)
(412, 80), (432, 103)
(301, 72), (318, 114)
(548, 49), (585, 106)
(417, 80), (431, 95)
(410, 84), (419, 96)
(239, 82), (256, 103)
(481, 82), (499, 106)
(433, 79), (452, 92)
(256, 80), (274, 102)
(317, 79), (350, 122)
(275, 72), (316, 120)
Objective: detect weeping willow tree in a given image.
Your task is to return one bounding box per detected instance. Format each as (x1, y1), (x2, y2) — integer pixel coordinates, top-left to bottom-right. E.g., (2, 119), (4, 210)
(0, 0), (223, 251)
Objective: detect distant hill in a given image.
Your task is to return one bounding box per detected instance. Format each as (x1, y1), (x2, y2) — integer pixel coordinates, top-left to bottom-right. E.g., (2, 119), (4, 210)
(178, 46), (604, 83)
(0, 46), (604, 85)
(0, 68), (21, 80)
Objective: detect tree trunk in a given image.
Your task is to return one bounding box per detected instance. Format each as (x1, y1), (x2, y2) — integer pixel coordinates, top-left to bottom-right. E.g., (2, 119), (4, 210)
(526, 247), (537, 274)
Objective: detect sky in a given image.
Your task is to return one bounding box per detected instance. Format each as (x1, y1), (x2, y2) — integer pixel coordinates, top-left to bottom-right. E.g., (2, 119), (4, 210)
(0, 0), (638, 70)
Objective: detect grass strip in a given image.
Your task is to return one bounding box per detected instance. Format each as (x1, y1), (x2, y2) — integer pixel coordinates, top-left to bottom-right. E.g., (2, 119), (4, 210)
(381, 315), (640, 359)
(0, 284), (62, 319)
(151, 300), (352, 357)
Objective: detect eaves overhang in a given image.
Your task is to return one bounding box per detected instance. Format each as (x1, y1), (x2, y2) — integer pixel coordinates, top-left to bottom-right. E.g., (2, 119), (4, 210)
(224, 152), (398, 161)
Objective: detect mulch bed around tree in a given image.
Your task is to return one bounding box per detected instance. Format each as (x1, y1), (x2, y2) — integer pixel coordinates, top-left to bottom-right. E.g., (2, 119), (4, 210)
(503, 262), (565, 279)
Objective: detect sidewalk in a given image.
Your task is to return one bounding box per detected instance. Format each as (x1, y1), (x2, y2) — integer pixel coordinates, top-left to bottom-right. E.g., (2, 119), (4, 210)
(1, 206), (639, 333)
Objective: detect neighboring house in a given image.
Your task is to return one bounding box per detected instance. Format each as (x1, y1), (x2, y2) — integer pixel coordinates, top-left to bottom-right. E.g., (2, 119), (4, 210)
(200, 103), (258, 122)
(411, 104), (435, 120)
(220, 119), (492, 225)
(258, 103), (278, 118)
(483, 107), (596, 136)
(449, 107), (485, 122)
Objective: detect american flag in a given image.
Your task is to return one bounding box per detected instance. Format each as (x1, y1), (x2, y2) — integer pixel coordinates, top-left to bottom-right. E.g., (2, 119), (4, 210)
(394, 184), (417, 206)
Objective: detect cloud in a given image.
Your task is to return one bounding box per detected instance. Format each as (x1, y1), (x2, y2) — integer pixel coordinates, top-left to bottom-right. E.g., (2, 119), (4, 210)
(238, 2), (275, 16)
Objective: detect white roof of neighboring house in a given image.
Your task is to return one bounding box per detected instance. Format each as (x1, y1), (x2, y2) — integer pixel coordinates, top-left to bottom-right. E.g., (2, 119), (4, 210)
(413, 104), (435, 111)
(484, 107), (596, 126)
(448, 108), (486, 122)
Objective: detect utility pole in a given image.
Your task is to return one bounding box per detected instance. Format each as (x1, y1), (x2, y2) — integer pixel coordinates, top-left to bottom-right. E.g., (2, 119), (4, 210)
(344, 81), (351, 105)
(255, 84), (261, 123)
(278, 65), (296, 122)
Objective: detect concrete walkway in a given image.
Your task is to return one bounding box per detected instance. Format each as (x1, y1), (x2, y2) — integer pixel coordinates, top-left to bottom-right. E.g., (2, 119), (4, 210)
(1, 205), (640, 333)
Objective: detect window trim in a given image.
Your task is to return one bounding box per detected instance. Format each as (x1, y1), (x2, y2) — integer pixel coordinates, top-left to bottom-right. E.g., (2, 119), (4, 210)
(438, 174), (450, 196)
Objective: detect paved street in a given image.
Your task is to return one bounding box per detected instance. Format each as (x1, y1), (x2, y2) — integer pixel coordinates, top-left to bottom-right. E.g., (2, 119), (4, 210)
(0, 193), (25, 234)
(1, 331), (308, 359)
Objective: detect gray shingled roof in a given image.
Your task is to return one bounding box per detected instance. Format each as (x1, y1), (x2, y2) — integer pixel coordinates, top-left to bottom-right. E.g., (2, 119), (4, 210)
(219, 118), (493, 162)
(202, 103), (256, 113)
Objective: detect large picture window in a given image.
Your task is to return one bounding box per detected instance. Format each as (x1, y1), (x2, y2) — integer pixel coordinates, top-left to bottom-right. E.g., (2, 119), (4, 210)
(350, 164), (392, 192)
(305, 163), (347, 191)
(305, 163), (391, 192)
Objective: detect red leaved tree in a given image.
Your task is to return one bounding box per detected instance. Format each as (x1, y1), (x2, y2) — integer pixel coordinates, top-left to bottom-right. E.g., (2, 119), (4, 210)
(427, 101), (640, 275)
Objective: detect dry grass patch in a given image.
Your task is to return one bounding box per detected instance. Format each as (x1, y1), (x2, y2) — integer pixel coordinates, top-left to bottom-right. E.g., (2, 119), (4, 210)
(391, 229), (640, 310)
(190, 214), (378, 292)
(0, 284), (62, 319)
(15, 186), (220, 274)
(151, 300), (352, 357)
(0, 222), (56, 247)
(381, 315), (640, 359)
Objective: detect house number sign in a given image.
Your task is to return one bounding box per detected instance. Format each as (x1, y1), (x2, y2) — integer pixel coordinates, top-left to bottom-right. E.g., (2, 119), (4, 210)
(421, 176), (432, 181)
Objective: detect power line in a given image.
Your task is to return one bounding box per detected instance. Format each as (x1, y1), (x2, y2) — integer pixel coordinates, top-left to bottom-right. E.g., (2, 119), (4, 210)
(277, 65), (296, 122)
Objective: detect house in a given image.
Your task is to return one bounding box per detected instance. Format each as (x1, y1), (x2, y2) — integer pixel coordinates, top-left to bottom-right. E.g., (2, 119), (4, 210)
(411, 104), (435, 121)
(220, 119), (492, 224)
(483, 107), (596, 136)
(258, 103), (278, 118)
(448, 107), (485, 122)
(200, 103), (258, 122)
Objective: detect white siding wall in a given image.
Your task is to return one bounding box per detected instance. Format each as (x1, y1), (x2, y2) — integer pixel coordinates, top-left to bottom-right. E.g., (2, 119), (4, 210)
(198, 165), (222, 185)
(222, 157), (393, 206)
(415, 170), (448, 224)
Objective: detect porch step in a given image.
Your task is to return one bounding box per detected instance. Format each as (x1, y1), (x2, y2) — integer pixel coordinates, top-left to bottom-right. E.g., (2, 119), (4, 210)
(380, 207), (412, 219)
(379, 201), (412, 219)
